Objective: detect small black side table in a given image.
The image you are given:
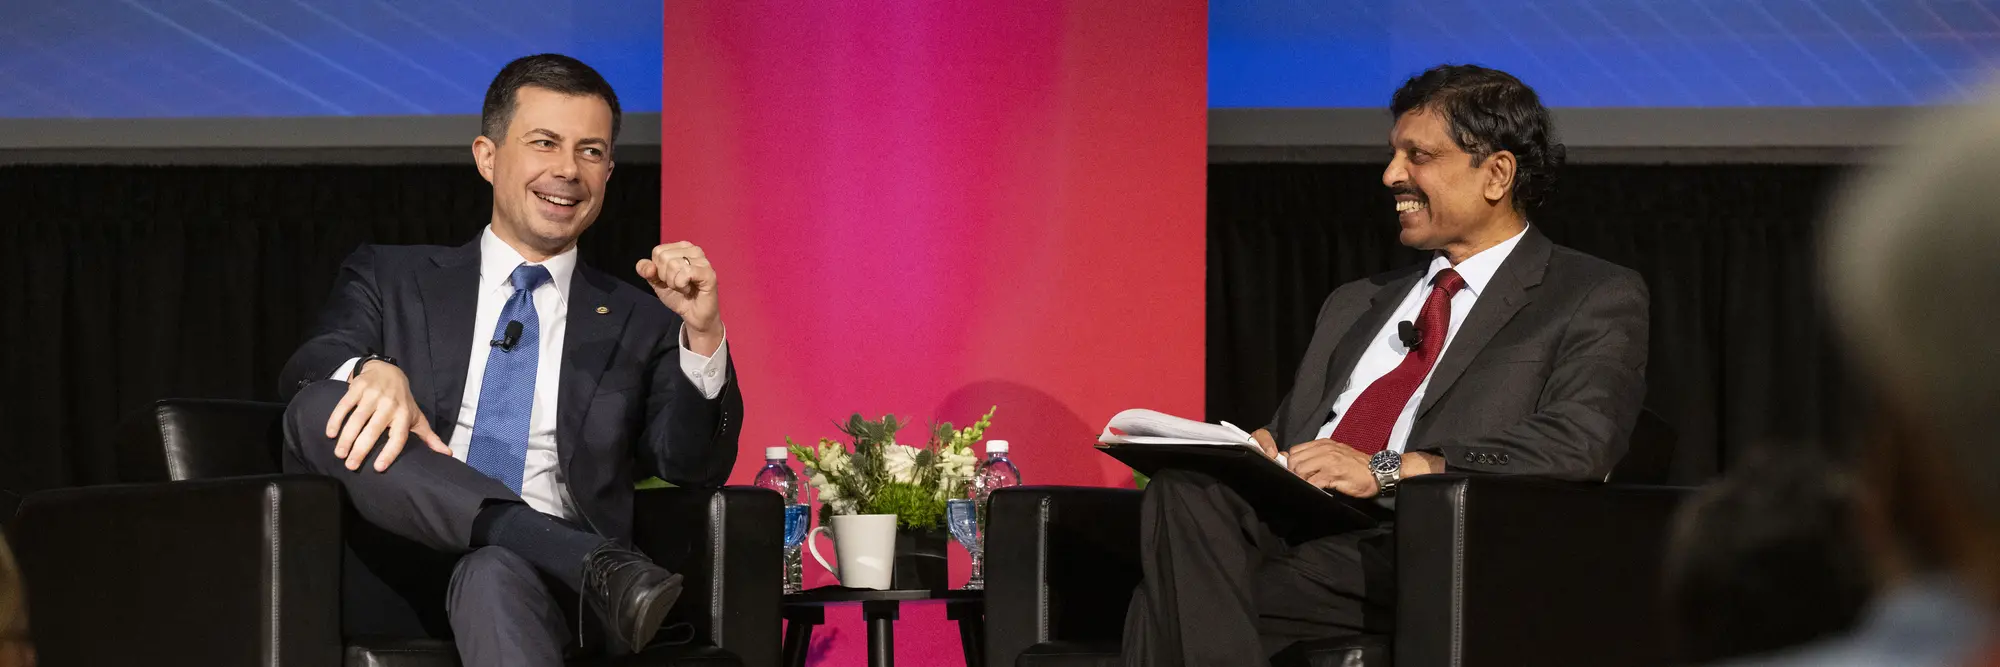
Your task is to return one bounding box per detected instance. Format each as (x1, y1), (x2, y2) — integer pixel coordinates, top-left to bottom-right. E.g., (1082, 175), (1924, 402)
(782, 587), (984, 667)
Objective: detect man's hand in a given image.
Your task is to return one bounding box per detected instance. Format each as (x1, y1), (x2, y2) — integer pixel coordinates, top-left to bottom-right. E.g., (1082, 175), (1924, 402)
(636, 241), (723, 355)
(325, 361), (450, 472)
(1251, 428), (1279, 461)
(1285, 439), (1379, 498)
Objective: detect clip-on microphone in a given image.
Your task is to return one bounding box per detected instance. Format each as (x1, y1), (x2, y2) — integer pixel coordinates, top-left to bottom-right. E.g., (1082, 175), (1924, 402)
(1397, 320), (1419, 350)
(491, 320), (524, 351)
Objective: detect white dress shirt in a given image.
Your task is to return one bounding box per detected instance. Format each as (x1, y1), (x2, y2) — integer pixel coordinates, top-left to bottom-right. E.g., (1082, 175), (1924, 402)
(334, 227), (729, 520)
(1313, 226), (1529, 453)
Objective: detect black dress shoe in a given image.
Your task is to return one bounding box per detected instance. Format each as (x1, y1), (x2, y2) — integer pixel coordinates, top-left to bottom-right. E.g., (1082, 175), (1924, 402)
(581, 542), (685, 653)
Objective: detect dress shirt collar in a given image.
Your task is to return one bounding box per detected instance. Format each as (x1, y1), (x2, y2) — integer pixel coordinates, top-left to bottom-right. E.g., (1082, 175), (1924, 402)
(1423, 223), (1529, 297)
(479, 225), (577, 302)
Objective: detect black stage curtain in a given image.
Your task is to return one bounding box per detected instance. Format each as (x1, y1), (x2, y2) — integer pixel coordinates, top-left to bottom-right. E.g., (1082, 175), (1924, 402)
(1208, 163), (1857, 484)
(1, 164), (663, 493)
(4, 161), (1851, 493)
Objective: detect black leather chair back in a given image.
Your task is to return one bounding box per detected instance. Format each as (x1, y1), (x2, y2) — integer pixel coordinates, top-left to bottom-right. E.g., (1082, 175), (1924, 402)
(1609, 408), (1677, 485)
(116, 399), (287, 483)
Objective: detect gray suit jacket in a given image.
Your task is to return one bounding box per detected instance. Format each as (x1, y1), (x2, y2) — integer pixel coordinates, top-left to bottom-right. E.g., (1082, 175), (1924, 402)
(1267, 227), (1648, 481)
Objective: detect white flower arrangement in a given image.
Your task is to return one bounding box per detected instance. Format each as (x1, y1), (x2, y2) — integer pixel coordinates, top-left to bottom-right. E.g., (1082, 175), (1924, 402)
(788, 407), (996, 530)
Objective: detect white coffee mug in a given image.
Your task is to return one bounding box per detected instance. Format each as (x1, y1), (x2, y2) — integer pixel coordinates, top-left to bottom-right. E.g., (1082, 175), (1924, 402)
(808, 513), (898, 590)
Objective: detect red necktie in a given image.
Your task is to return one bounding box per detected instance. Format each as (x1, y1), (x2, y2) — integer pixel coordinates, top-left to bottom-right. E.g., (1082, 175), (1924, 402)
(1331, 268), (1467, 455)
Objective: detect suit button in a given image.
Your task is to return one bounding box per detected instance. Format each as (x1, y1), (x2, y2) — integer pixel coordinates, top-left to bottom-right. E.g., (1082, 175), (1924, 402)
(1497, 453), (1511, 464)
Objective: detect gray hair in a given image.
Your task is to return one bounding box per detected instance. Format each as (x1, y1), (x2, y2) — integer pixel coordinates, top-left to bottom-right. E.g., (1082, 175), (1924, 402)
(1825, 84), (2000, 522)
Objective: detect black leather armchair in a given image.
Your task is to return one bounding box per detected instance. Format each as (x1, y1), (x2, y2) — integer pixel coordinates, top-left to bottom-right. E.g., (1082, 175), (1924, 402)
(985, 414), (1691, 667)
(8, 399), (782, 667)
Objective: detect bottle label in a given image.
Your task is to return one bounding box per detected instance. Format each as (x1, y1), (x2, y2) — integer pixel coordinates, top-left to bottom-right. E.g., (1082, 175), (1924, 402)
(783, 504), (809, 546)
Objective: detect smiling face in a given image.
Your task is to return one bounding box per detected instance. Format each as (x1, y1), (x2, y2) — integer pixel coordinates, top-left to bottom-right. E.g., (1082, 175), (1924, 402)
(473, 85), (615, 261)
(1381, 108), (1522, 259)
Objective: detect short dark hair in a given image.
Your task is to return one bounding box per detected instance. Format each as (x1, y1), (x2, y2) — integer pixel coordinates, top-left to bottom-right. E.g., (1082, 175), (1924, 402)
(1662, 444), (1872, 663)
(481, 54), (622, 148)
(1390, 64), (1564, 212)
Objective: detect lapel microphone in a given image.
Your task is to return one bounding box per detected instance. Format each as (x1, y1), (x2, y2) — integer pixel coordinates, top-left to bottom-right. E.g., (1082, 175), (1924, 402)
(1398, 320), (1419, 349)
(491, 320), (524, 351)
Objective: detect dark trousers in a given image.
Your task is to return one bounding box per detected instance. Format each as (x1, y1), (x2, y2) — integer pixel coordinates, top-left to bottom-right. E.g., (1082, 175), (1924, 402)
(283, 380), (578, 667)
(1122, 469), (1397, 667)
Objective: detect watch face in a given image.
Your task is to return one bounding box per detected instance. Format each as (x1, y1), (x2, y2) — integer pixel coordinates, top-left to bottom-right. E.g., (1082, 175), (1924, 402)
(1369, 450), (1400, 474)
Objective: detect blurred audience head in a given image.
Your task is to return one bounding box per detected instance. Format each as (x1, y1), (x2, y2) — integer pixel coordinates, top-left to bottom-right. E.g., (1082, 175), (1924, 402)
(0, 532), (29, 667)
(1664, 444), (1872, 663)
(1824, 83), (2000, 596)
(1383, 64), (1564, 255)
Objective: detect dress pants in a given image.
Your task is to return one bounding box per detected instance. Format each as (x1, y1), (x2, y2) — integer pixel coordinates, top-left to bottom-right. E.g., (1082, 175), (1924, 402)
(283, 379), (578, 667)
(1122, 469), (1397, 667)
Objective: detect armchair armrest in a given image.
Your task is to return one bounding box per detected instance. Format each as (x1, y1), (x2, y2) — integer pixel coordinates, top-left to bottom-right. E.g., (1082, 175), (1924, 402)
(631, 485), (783, 667)
(1394, 474), (1692, 667)
(985, 485), (1144, 667)
(8, 474), (343, 667)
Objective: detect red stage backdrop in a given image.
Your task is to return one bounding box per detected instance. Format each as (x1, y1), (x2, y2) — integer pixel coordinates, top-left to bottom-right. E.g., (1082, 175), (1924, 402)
(661, 2), (1205, 663)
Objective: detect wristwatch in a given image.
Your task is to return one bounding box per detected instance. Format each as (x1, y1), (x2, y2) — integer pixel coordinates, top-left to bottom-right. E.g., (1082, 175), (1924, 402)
(1368, 450), (1403, 496)
(351, 353), (398, 380)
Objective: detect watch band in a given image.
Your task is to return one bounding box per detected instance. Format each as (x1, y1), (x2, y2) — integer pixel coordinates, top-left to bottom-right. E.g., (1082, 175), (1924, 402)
(1374, 469), (1400, 495)
(351, 353), (397, 380)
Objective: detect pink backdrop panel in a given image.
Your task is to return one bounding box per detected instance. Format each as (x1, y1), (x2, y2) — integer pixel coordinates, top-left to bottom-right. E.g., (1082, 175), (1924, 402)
(662, 1), (1204, 663)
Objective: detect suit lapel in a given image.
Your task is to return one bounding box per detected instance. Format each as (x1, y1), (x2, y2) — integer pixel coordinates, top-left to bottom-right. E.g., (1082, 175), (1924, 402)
(1314, 269), (1423, 423)
(418, 240), (481, 437)
(1416, 227), (1551, 418)
(557, 266), (630, 471)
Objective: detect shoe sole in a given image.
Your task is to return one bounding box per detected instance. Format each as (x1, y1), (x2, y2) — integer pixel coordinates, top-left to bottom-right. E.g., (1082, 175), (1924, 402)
(625, 572), (684, 652)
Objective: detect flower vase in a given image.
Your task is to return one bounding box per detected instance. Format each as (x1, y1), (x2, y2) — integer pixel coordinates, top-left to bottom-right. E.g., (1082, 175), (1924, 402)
(892, 528), (949, 591)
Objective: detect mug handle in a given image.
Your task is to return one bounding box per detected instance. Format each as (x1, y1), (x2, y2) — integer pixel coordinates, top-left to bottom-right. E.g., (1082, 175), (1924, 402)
(806, 525), (838, 581)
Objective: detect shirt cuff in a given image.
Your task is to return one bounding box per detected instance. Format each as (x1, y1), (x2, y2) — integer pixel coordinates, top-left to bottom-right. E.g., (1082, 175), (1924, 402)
(678, 326), (728, 400)
(332, 357), (362, 381)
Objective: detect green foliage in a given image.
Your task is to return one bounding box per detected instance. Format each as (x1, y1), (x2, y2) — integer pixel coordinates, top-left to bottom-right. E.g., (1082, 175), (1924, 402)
(839, 413), (904, 448)
(867, 481), (945, 530)
(790, 407), (999, 530)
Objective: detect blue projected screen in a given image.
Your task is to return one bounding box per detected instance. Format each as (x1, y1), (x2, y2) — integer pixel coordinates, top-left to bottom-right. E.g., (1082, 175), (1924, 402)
(0, 0), (662, 118)
(5, 1), (1995, 119)
(1212, 0), (2000, 108)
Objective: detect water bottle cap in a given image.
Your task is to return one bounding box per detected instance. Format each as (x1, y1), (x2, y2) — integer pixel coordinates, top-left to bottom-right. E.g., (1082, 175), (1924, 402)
(765, 447), (788, 460)
(985, 440), (1009, 453)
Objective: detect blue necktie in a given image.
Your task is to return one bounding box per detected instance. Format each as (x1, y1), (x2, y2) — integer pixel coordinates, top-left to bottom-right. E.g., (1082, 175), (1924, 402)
(468, 264), (552, 494)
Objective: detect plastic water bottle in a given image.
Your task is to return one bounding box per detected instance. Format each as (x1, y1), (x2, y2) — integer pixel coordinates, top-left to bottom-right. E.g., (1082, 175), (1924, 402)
(958, 440), (1022, 590)
(752, 447), (808, 594)
(972, 440), (1023, 500)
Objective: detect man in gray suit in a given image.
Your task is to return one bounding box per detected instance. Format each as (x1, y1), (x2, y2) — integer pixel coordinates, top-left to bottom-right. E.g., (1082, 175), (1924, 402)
(1122, 64), (1650, 666)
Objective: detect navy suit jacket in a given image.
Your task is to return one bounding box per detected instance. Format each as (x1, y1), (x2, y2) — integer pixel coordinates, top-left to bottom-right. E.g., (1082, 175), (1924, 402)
(279, 238), (744, 544)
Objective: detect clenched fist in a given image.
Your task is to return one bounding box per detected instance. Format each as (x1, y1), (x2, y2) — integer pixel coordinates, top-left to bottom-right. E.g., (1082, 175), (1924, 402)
(636, 241), (723, 355)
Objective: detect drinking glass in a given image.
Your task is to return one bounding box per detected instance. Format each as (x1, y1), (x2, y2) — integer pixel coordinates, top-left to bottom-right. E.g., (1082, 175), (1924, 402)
(782, 504), (809, 594)
(947, 498), (983, 590)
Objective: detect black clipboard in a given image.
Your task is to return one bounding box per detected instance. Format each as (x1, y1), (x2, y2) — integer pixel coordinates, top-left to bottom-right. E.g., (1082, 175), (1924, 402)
(1097, 442), (1389, 541)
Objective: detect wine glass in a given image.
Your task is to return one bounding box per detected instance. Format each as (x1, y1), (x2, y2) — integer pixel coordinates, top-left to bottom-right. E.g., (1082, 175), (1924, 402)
(782, 503), (809, 594)
(947, 498), (982, 590)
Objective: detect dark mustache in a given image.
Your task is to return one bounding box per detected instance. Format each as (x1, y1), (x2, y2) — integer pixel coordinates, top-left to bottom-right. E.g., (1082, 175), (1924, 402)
(1389, 185), (1425, 200)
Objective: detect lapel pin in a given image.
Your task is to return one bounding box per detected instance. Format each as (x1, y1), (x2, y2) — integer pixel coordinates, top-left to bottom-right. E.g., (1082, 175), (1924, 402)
(596, 306), (609, 314)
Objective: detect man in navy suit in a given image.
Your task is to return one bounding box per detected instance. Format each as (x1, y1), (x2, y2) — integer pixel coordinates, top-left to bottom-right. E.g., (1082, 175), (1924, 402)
(277, 54), (743, 666)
